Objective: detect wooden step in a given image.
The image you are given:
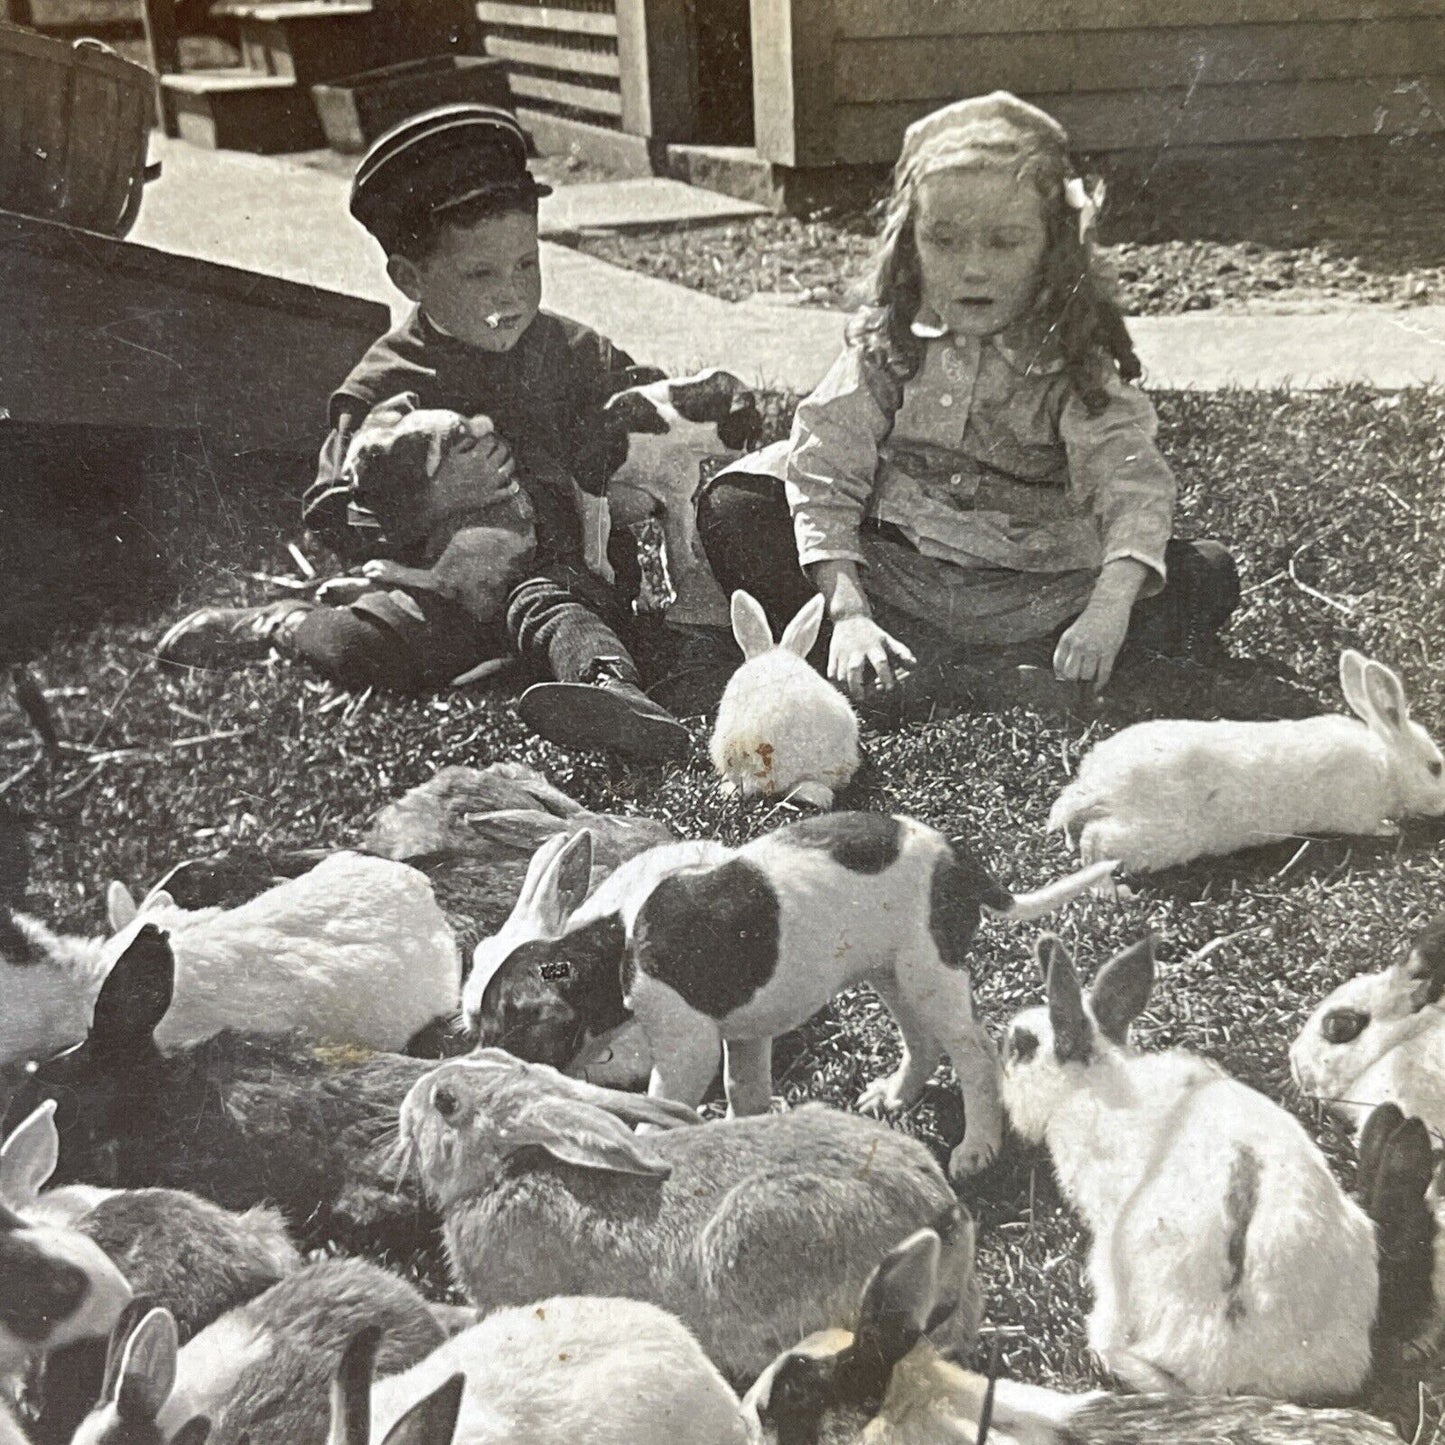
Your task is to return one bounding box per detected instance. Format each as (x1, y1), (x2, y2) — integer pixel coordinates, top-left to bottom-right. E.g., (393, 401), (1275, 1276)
(160, 69), (325, 152)
(237, 8), (378, 86)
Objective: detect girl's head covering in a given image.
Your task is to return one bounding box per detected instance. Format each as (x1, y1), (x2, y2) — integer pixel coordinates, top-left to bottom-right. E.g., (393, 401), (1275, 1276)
(895, 91), (1099, 241)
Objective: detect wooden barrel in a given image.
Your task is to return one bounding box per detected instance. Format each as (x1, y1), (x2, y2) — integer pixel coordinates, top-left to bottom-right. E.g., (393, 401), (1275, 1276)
(0, 23), (154, 236)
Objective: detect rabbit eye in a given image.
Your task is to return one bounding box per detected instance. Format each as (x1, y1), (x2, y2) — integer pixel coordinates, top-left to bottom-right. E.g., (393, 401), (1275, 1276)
(432, 1084), (460, 1120)
(1322, 1010), (1369, 1045)
(1009, 1028), (1039, 1064)
(1429, 759), (1443, 778)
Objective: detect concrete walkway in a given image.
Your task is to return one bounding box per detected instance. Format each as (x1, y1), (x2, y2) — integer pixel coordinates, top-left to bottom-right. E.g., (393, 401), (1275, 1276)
(127, 137), (1445, 395)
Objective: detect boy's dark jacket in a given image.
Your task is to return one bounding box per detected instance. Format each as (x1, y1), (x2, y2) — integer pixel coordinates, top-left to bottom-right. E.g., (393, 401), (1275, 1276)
(304, 307), (657, 564)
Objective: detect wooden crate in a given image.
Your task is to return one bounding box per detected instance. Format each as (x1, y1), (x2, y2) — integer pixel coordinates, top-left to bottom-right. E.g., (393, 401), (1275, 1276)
(0, 21), (153, 235)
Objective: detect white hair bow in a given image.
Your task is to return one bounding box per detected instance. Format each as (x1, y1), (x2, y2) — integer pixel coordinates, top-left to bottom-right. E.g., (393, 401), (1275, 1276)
(1063, 175), (1103, 244)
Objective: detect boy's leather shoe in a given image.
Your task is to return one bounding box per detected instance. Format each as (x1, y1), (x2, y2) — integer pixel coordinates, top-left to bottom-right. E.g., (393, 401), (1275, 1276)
(517, 659), (690, 763)
(154, 600), (313, 670)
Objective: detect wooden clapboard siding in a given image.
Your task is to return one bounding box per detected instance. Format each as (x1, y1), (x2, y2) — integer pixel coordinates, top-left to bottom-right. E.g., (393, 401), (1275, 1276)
(833, 0), (1445, 38)
(833, 78), (1445, 161)
(758, 0), (1445, 166)
(834, 20), (1443, 105)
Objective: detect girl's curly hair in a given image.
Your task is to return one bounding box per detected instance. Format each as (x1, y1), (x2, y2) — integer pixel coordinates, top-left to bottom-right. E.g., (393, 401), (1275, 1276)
(851, 147), (1138, 415)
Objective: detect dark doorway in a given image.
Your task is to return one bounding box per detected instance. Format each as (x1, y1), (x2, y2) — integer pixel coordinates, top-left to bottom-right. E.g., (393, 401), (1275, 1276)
(694, 0), (753, 144)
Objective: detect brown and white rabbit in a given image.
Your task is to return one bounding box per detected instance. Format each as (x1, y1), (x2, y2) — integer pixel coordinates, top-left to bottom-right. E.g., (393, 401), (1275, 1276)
(400, 1049), (979, 1385)
(1000, 934), (1378, 1401)
(710, 592), (860, 809)
(1048, 650), (1445, 872)
(1290, 912), (1445, 1141)
(358, 1297), (753, 1445)
(743, 1227), (1401, 1445)
(69, 1261), (444, 1445)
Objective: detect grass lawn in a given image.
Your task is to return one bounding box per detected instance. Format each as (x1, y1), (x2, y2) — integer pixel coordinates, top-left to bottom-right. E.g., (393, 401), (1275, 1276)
(5, 386), (1445, 1436)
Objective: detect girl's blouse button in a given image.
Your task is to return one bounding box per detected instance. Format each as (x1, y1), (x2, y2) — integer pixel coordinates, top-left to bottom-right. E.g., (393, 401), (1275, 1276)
(939, 393), (954, 407)
(949, 473), (963, 485)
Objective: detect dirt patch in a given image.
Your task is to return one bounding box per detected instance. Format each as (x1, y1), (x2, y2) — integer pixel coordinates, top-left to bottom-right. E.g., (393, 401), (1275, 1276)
(561, 133), (1445, 316)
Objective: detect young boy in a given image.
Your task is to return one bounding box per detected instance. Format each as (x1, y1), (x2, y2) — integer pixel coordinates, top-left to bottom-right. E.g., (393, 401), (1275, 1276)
(157, 105), (689, 763)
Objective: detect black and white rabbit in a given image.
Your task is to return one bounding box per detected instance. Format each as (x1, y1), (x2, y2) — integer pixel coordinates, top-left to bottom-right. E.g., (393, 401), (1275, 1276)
(3, 1098), (302, 1444)
(3, 924), (438, 1255)
(1000, 934), (1378, 1401)
(400, 1049), (979, 1384)
(1290, 912), (1445, 1142)
(743, 1227), (1401, 1445)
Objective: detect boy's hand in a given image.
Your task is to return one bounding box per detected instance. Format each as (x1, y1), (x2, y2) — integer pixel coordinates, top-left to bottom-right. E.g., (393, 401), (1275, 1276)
(1054, 597), (1131, 691)
(829, 616), (917, 699)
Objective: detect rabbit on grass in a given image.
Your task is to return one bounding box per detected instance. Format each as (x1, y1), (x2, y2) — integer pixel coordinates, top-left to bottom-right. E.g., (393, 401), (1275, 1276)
(1048, 651), (1445, 873)
(743, 1227), (1400, 1445)
(1000, 934), (1378, 1402)
(400, 1049), (977, 1385)
(710, 592), (860, 810)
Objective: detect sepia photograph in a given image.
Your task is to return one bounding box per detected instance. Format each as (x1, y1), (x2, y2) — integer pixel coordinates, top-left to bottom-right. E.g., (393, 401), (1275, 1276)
(2, 0), (1444, 1440)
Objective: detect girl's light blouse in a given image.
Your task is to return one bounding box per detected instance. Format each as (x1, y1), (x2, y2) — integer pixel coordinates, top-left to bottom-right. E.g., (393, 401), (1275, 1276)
(783, 330), (1178, 587)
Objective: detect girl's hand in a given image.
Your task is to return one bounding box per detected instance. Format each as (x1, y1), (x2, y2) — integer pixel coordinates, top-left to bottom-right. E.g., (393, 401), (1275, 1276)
(1054, 597), (1131, 691)
(829, 616), (918, 699)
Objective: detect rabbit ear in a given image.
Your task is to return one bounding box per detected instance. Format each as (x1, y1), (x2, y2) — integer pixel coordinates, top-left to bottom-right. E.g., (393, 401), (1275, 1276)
(514, 830), (594, 933)
(1360, 1110), (1437, 1346)
(381, 1375), (465, 1445)
(1398, 915), (1445, 1011)
(1358, 1102), (1408, 1199)
(1033, 932), (1069, 985)
(114, 1307), (178, 1422)
(1339, 650), (1371, 721)
(139, 889), (175, 914)
(506, 1094), (673, 1178)
(731, 591), (776, 660)
(91, 924), (174, 1049)
(1360, 659), (1412, 738)
(0, 1100), (60, 1208)
(106, 881), (138, 932)
(1041, 937), (1092, 1065)
(779, 594), (826, 658)
(1088, 936), (1156, 1045)
(329, 1325), (381, 1445)
(853, 1228), (941, 1369)
(546, 1071), (702, 1132)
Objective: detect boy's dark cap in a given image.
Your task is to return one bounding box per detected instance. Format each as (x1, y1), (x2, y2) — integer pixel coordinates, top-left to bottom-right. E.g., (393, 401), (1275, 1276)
(350, 104), (552, 248)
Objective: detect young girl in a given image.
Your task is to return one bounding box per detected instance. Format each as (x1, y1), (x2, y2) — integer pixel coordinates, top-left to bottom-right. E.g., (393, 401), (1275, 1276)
(698, 91), (1238, 707)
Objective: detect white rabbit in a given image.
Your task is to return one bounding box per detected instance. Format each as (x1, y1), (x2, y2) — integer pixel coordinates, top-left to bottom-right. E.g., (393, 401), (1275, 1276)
(400, 1049), (979, 1384)
(710, 591), (860, 809)
(744, 1227), (1401, 1445)
(1, 851), (460, 1069)
(1000, 934), (1378, 1401)
(1291, 912), (1445, 1139)
(359, 1298), (753, 1445)
(1048, 650), (1445, 872)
